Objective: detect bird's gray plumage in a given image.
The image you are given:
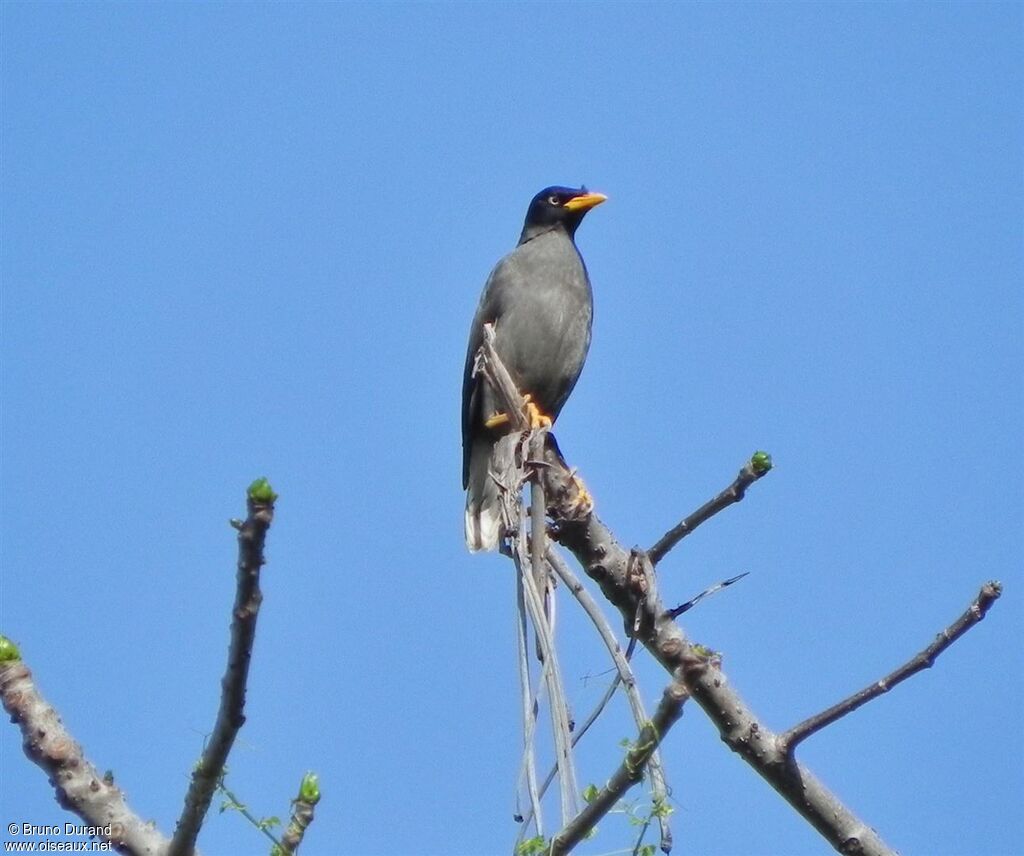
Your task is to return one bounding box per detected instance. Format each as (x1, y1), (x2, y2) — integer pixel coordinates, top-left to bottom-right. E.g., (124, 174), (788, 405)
(462, 186), (604, 551)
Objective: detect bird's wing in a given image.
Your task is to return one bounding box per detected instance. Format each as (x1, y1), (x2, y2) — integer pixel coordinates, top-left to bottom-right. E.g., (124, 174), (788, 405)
(461, 255), (516, 488)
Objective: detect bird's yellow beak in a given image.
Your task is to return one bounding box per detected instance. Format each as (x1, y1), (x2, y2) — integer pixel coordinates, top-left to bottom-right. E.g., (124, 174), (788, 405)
(563, 192), (608, 212)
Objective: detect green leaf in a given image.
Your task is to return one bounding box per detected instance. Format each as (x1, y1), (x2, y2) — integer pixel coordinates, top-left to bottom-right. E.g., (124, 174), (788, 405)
(0, 635), (21, 662)
(247, 477), (278, 503)
(257, 816), (281, 830)
(582, 784), (599, 803)
(298, 771), (320, 804)
(750, 450), (773, 474)
(219, 797), (244, 814)
(651, 798), (674, 819)
(516, 836), (547, 855)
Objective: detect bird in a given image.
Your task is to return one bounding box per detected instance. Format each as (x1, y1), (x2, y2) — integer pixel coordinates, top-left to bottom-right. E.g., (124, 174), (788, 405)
(462, 185), (606, 552)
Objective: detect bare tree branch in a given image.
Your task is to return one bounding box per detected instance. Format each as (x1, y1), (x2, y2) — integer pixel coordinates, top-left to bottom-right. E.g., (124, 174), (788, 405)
(540, 453), (899, 855)
(514, 569), (544, 835)
(477, 339), (896, 852)
(168, 486), (275, 856)
(0, 644), (171, 856)
(519, 502), (579, 826)
(504, 454), (579, 831)
(549, 677), (688, 856)
(473, 341), (1004, 855)
(647, 453), (772, 566)
(779, 581), (1003, 754)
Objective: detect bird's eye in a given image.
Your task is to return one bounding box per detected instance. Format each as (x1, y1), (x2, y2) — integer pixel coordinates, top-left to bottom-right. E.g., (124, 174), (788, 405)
(547, 194), (561, 206)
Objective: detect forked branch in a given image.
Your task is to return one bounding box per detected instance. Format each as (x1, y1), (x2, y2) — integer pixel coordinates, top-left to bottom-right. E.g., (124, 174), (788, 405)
(474, 340), (1002, 856)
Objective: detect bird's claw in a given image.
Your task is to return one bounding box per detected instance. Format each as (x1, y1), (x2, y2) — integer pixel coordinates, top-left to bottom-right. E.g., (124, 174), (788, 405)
(568, 472), (594, 516)
(483, 395), (550, 431)
(484, 411), (510, 429)
(523, 395), (552, 430)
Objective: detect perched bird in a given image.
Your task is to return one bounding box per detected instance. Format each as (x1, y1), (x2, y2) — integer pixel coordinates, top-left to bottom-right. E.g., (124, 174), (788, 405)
(462, 185), (607, 551)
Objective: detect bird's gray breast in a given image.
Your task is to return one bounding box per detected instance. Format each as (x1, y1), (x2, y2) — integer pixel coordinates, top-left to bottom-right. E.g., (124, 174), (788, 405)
(485, 230), (593, 419)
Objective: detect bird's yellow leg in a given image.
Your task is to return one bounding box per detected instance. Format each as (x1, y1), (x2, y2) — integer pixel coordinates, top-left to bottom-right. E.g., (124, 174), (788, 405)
(483, 394), (552, 430)
(523, 395), (552, 429)
(568, 472), (594, 515)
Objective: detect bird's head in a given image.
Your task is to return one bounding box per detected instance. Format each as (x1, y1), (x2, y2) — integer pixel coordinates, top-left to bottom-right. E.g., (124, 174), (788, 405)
(520, 186), (607, 242)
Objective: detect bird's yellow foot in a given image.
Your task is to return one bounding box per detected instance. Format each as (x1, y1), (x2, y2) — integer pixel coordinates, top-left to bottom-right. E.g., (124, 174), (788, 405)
(484, 411), (510, 429)
(523, 395), (552, 429)
(483, 395), (551, 430)
(569, 472), (594, 515)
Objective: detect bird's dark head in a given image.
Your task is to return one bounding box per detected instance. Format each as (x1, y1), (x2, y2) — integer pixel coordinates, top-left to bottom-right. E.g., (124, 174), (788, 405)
(520, 185), (607, 243)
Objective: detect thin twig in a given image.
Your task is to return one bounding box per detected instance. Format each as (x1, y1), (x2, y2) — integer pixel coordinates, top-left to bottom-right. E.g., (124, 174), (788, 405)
(549, 678), (688, 856)
(277, 773), (320, 856)
(216, 776), (280, 849)
(477, 323), (530, 432)
(520, 639), (637, 838)
(517, 529), (578, 826)
(0, 651), (172, 856)
(648, 455), (771, 566)
(546, 550), (673, 852)
(517, 553), (676, 847)
(169, 490), (275, 856)
(780, 581), (1003, 755)
(571, 638), (637, 747)
(530, 430), (550, 649)
(666, 572), (750, 619)
(514, 564), (543, 838)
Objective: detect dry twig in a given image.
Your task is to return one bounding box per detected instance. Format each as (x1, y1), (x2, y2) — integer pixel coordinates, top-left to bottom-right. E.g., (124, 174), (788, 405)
(549, 677), (688, 856)
(779, 581), (1003, 754)
(168, 486), (275, 856)
(648, 455), (771, 566)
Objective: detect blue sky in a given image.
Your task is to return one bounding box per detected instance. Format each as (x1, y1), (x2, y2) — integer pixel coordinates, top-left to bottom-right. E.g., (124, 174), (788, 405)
(2, 3), (1021, 855)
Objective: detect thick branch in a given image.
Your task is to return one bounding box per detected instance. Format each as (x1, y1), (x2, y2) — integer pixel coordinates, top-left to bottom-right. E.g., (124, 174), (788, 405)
(549, 678), (687, 856)
(0, 654), (171, 856)
(780, 581), (1003, 754)
(168, 491), (275, 856)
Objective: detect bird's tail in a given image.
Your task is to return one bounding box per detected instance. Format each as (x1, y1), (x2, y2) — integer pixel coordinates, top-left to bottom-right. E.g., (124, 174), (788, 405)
(465, 437), (502, 552)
